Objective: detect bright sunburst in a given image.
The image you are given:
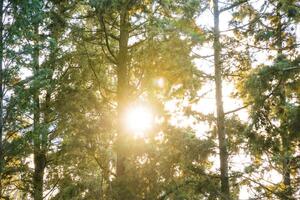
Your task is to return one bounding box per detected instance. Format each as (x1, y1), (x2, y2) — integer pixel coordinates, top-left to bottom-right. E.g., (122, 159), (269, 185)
(125, 105), (153, 137)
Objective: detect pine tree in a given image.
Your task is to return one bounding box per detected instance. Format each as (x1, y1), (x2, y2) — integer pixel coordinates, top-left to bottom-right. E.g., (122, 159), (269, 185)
(232, 0), (300, 198)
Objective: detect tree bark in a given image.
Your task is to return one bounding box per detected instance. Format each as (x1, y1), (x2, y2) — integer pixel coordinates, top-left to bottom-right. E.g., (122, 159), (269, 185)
(0, 0), (4, 196)
(32, 23), (45, 200)
(213, 0), (230, 199)
(116, 4), (129, 179)
(276, 5), (292, 198)
(115, 5), (130, 200)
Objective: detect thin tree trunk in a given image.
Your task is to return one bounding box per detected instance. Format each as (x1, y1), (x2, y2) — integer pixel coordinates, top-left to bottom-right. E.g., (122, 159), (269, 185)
(32, 23), (45, 200)
(0, 0), (4, 196)
(213, 0), (230, 199)
(276, 5), (292, 198)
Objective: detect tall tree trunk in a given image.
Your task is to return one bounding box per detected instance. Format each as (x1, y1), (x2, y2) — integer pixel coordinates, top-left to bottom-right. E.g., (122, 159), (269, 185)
(115, 5), (129, 200)
(32, 23), (45, 200)
(0, 0), (4, 196)
(213, 0), (230, 199)
(116, 4), (129, 179)
(276, 5), (292, 198)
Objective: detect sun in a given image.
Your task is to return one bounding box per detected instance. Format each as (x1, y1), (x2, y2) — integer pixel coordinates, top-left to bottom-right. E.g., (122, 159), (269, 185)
(124, 105), (153, 137)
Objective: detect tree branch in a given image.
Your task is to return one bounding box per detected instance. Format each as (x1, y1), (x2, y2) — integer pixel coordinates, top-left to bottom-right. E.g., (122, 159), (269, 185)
(99, 15), (118, 63)
(220, 0), (248, 13)
(224, 104), (249, 115)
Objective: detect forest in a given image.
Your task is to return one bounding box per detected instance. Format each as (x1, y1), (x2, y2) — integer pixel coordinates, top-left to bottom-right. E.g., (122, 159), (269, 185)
(0, 0), (299, 199)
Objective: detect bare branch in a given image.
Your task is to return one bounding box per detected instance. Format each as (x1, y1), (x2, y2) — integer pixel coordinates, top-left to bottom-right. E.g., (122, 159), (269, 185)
(99, 15), (118, 63)
(220, 0), (248, 13)
(225, 104), (249, 115)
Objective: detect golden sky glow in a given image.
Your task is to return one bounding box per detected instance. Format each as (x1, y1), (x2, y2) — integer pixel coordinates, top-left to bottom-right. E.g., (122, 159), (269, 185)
(125, 105), (154, 137)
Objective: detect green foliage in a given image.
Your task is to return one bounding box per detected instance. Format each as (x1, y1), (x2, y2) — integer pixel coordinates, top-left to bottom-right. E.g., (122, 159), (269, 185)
(0, 0), (299, 199)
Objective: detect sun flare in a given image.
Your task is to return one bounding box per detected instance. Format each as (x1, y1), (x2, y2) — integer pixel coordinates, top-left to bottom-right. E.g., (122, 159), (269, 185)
(125, 105), (153, 137)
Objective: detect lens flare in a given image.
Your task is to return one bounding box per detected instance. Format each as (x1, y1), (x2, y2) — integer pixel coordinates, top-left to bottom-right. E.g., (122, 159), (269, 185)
(125, 105), (153, 137)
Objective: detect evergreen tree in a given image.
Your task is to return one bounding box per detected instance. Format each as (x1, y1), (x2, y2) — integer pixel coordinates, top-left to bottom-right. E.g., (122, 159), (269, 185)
(232, 0), (300, 198)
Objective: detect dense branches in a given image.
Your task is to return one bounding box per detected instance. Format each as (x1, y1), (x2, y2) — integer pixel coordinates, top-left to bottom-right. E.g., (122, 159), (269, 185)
(0, 0), (299, 199)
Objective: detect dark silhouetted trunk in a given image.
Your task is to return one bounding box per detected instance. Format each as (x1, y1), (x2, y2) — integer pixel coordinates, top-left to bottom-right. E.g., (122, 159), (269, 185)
(32, 23), (45, 200)
(114, 5), (130, 200)
(116, 5), (129, 179)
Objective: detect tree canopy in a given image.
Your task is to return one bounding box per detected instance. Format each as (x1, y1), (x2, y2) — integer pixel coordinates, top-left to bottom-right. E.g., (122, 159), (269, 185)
(0, 0), (299, 200)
